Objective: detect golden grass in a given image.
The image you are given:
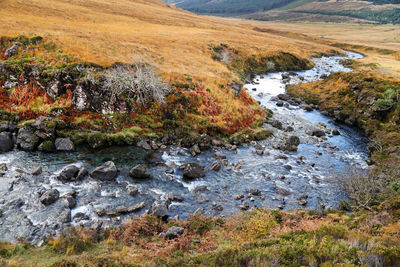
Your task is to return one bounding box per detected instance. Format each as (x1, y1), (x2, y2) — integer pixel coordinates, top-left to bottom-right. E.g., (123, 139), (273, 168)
(231, 20), (400, 77)
(0, 0), (336, 86)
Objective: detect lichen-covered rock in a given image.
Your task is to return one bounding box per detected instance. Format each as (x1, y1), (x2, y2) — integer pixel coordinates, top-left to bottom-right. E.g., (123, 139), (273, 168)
(32, 116), (56, 139)
(55, 138), (75, 151)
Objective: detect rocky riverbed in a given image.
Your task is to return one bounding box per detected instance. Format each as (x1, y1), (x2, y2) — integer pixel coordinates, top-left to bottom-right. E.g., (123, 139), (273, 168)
(0, 51), (369, 246)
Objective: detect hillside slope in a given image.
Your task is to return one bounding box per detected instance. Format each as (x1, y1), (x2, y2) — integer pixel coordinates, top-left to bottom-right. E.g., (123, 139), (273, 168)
(243, 0), (400, 24)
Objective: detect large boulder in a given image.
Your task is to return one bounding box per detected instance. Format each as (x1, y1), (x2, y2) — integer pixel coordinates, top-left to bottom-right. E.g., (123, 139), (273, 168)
(40, 189), (60, 205)
(180, 162), (206, 180)
(129, 165), (151, 179)
(31, 116), (55, 139)
(90, 161), (117, 181)
(17, 127), (39, 151)
(55, 138), (75, 151)
(57, 165), (80, 182)
(0, 132), (14, 152)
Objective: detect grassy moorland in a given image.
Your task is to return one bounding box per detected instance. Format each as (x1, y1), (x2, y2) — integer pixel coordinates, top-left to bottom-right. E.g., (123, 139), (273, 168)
(0, 0), (340, 146)
(1, 1), (400, 266)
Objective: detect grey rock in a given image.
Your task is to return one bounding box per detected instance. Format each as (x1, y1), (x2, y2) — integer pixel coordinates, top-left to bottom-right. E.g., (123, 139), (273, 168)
(40, 189), (60, 205)
(60, 210), (72, 223)
(270, 120), (283, 130)
(129, 164), (151, 179)
(167, 193), (184, 202)
(31, 166), (42, 176)
(128, 202), (145, 213)
(55, 138), (75, 151)
(127, 185), (139, 196)
(0, 132), (14, 152)
(165, 226), (185, 239)
(283, 136), (300, 152)
(250, 189), (261, 196)
(181, 162), (206, 179)
(32, 116), (55, 139)
(75, 168), (88, 180)
(151, 202), (169, 220)
(311, 129), (325, 137)
(73, 212), (89, 221)
(0, 163), (7, 172)
(57, 165), (80, 182)
(4, 42), (21, 57)
(17, 127), (39, 151)
(190, 144), (201, 157)
(90, 161), (117, 181)
(63, 196), (77, 209)
(137, 140), (151, 150)
(210, 161), (222, 171)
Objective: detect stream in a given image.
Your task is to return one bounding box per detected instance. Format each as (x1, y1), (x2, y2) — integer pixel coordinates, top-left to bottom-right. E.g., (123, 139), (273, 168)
(0, 51), (368, 245)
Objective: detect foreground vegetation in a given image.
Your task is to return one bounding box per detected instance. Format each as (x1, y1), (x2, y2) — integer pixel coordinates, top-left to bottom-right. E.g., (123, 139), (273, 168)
(2, 205), (400, 266)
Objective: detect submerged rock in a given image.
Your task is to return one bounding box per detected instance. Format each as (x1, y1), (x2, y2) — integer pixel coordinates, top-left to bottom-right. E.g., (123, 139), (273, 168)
(90, 161), (117, 181)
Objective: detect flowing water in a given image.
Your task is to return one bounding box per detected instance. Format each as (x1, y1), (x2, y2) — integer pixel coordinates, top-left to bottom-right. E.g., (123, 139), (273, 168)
(0, 51), (369, 244)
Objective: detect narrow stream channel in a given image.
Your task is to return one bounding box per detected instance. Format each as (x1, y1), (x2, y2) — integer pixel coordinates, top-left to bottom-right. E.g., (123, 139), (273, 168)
(0, 51), (368, 244)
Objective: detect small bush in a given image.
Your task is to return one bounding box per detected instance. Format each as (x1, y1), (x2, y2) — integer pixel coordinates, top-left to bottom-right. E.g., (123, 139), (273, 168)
(103, 63), (170, 107)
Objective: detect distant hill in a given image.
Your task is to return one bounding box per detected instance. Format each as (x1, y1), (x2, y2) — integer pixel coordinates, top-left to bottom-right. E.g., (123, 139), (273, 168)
(239, 0), (400, 24)
(165, 0), (302, 16)
(166, 0), (400, 24)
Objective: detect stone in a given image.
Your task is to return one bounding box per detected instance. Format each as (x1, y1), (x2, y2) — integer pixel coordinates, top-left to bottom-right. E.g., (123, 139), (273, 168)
(167, 193), (184, 202)
(250, 189), (261, 196)
(57, 165), (80, 182)
(0, 163), (7, 172)
(0, 132), (14, 152)
(332, 128), (340, 135)
(40, 189), (60, 205)
(234, 194), (244, 200)
(75, 168), (88, 180)
(299, 200), (307, 206)
(210, 161), (222, 171)
(90, 161), (117, 181)
(55, 138), (75, 151)
(190, 144), (201, 157)
(31, 166), (42, 176)
(137, 140), (151, 150)
(151, 202), (169, 220)
(32, 116), (55, 139)
(270, 120), (283, 130)
(193, 186), (208, 193)
(17, 127), (39, 151)
(4, 42), (21, 57)
(165, 226), (185, 239)
(73, 212), (89, 221)
(129, 164), (151, 179)
(283, 136), (300, 152)
(181, 162), (206, 179)
(128, 202), (145, 212)
(311, 129), (325, 137)
(127, 185), (139, 196)
(63, 196), (77, 209)
(60, 210), (72, 223)
(38, 141), (55, 152)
